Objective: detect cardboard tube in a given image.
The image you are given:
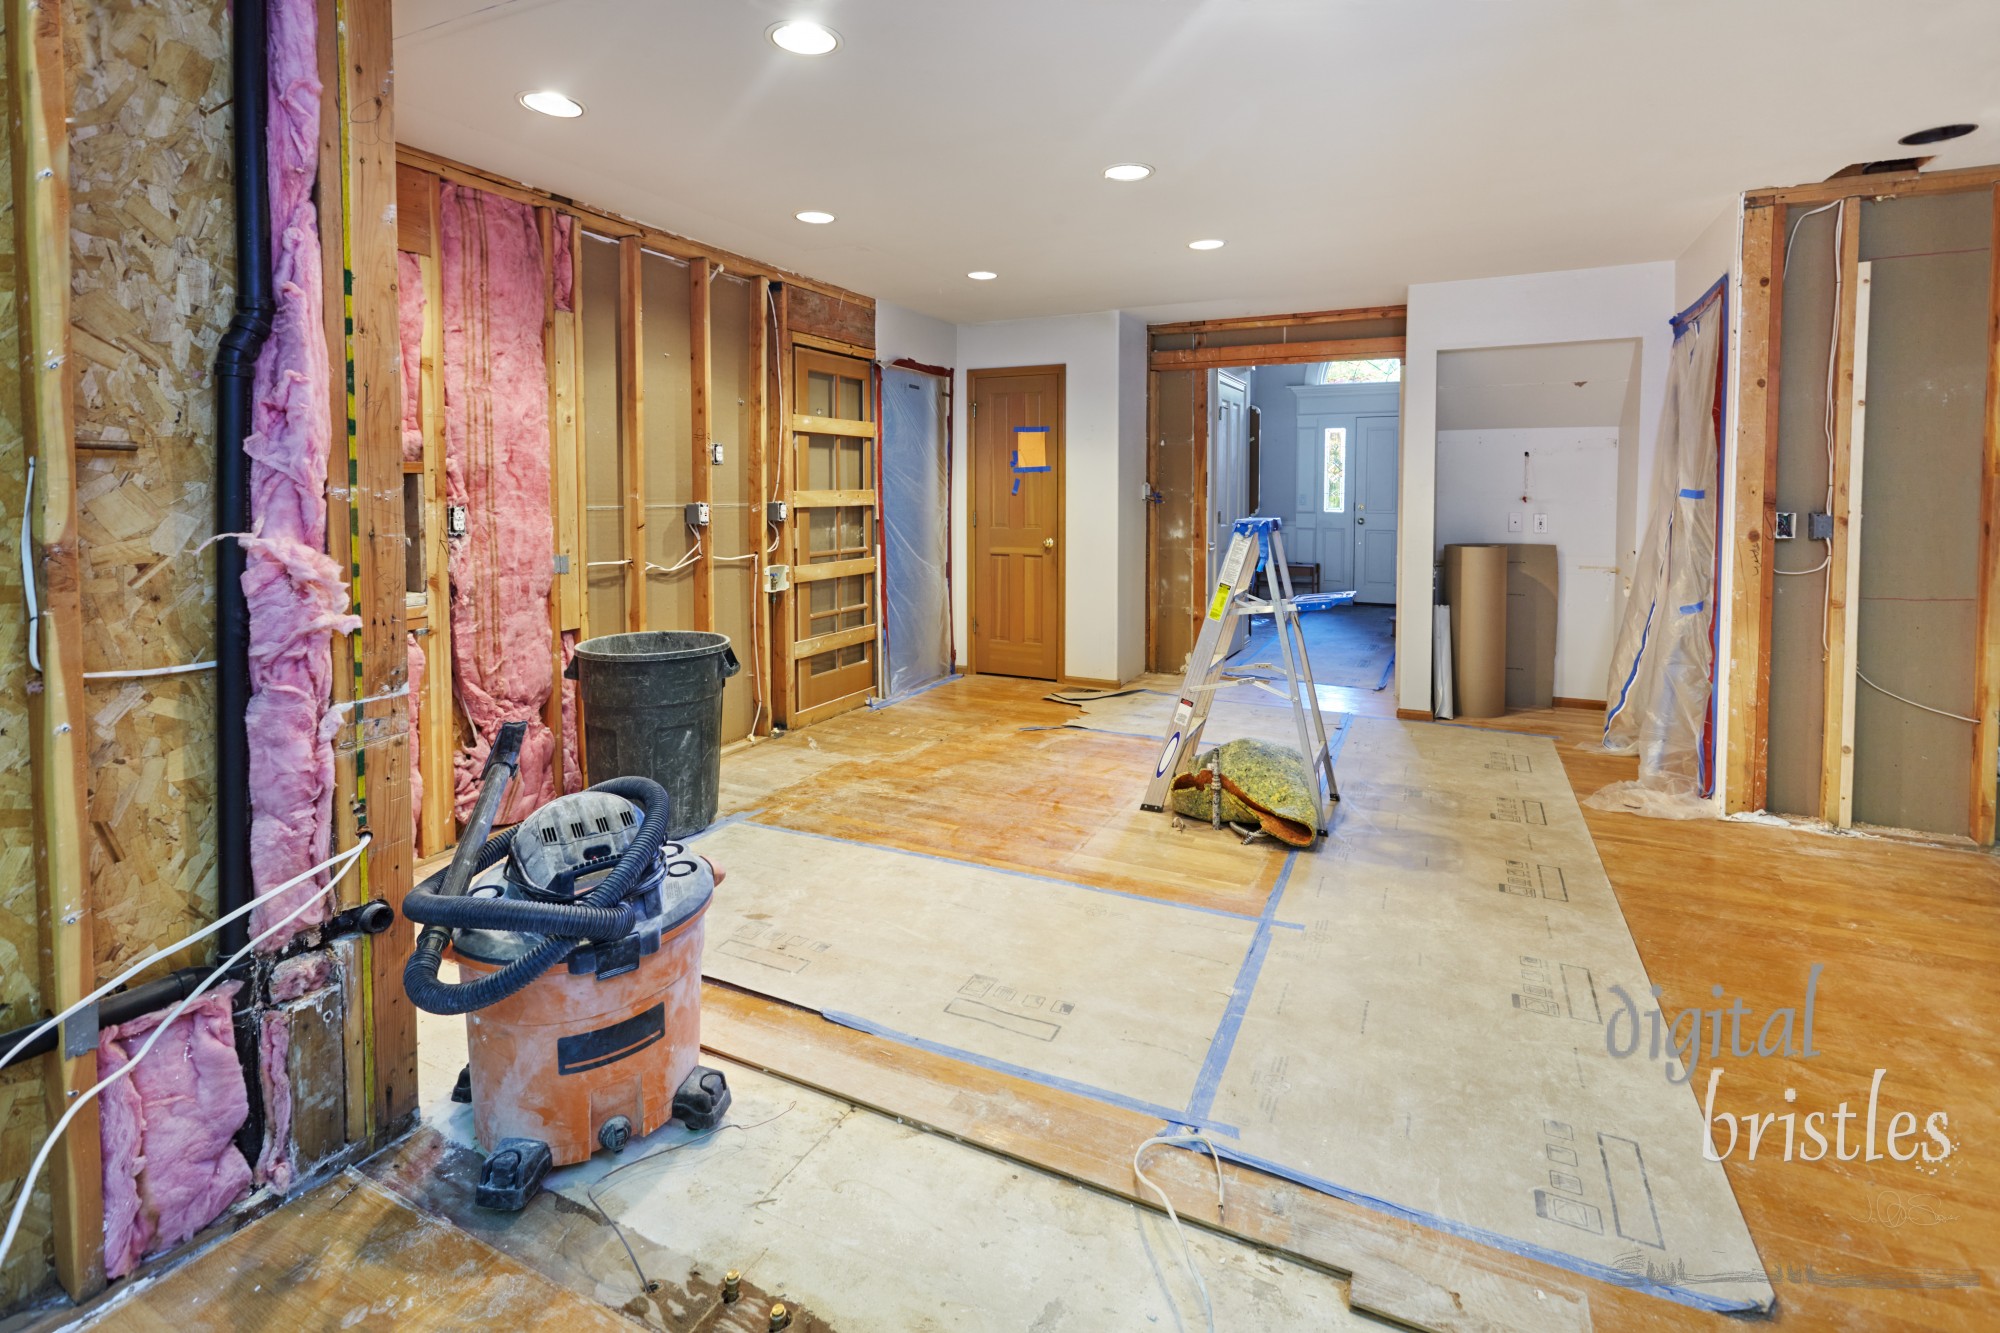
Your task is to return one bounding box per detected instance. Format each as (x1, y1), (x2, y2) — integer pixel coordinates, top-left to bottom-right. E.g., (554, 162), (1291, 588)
(1444, 544), (1508, 719)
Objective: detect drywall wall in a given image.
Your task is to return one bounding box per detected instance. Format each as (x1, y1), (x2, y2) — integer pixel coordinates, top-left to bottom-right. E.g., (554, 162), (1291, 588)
(1401, 262), (1675, 717)
(1676, 203), (1740, 311)
(1249, 364), (1314, 518)
(876, 300), (957, 371)
(952, 312), (1145, 682)
(1436, 428), (1621, 700)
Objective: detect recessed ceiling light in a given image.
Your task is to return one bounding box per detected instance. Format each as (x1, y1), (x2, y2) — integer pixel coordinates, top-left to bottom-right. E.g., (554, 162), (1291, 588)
(1104, 163), (1153, 182)
(519, 90), (584, 119)
(1188, 238), (1226, 251)
(967, 271), (997, 281)
(769, 20), (840, 55)
(795, 210), (836, 225)
(1898, 122), (1977, 146)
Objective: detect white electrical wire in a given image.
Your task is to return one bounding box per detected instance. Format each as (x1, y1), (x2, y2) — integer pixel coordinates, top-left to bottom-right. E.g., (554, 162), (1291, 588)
(0, 839), (367, 1275)
(1856, 671), (1978, 724)
(1132, 1131), (1225, 1333)
(0, 836), (373, 1080)
(82, 660), (219, 681)
(20, 457), (39, 673)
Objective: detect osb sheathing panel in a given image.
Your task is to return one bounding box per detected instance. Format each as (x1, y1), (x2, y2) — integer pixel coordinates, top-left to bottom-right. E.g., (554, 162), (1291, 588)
(66, 0), (232, 978)
(786, 285), (874, 351)
(1, 7), (58, 1304)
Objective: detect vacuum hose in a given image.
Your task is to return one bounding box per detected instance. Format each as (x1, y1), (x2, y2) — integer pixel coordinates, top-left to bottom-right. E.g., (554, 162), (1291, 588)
(401, 766), (674, 1015)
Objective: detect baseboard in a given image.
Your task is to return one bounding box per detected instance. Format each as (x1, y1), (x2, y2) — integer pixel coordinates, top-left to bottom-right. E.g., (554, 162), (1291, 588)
(1059, 675), (1124, 691)
(1553, 697), (1605, 711)
(1395, 707), (1434, 722)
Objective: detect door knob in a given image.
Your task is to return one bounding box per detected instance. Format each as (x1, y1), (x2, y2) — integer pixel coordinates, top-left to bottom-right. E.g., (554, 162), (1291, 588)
(1356, 517), (1366, 525)
(1043, 537), (1055, 548)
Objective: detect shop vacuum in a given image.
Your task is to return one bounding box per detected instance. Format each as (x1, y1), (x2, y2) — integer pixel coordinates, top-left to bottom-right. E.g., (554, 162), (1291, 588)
(402, 721), (730, 1210)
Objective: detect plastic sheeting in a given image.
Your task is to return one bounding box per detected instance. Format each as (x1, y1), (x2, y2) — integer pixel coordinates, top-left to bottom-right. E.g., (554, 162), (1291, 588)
(1591, 281), (1725, 819)
(98, 983), (251, 1278)
(440, 183), (558, 822)
(244, 0), (359, 947)
(879, 367), (952, 699)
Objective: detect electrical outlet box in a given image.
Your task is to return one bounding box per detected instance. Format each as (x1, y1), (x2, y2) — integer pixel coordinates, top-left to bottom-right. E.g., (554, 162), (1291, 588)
(1508, 512), (1524, 533)
(446, 504), (468, 539)
(1773, 511), (1798, 540)
(551, 553), (571, 574)
(1532, 513), (1550, 535)
(764, 563), (791, 593)
(685, 501), (710, 528)
(1808, 511), (1834, 541)
(765, 500), (788, 525)
(710, 441), (725, 465)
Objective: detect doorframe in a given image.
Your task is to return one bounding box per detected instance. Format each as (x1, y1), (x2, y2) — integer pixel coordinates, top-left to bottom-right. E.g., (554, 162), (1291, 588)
(966, 364), (1067, 679)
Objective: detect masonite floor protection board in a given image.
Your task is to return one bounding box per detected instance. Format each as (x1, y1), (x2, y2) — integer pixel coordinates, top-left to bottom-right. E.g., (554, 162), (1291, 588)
(695, 820), (1258, 1126)
(694, 717), (1772, 1313)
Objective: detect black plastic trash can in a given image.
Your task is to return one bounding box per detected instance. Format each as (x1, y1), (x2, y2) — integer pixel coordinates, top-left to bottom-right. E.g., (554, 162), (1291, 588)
(567, 631), (739, 839)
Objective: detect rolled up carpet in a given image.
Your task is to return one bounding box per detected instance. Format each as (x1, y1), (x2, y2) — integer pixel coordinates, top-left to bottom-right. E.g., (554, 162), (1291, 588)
(1169, 737), (1318, 847)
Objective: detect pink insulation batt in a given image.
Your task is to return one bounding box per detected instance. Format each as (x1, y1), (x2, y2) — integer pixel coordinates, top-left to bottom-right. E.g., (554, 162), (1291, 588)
(98, 983), (252, 1278)
(553, 214), (575, 313)
(398, 250), (426, 462)
(253, 1012), (293, 1190)
(440, 183), (557, 822)
(243, 0), (358, 949)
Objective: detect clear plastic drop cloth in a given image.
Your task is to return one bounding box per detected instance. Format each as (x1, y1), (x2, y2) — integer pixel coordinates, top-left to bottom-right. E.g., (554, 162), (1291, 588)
(880, 367), (953, 699)
(1590, 283), (1724, 820)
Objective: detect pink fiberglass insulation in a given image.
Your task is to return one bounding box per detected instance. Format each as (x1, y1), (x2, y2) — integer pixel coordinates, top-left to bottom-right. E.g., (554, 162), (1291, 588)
(254, 1012), (293, 1190)
(560, 629), (582, 793)
(408, 632), (425, 845)
(440, 182), (557, 823)
(98, 982), (252, 1278)
(243, 0), (358, 949)
(398, 250), (426, 462)
(269, 950), (334, 1004)
(553, 215), (575, 313)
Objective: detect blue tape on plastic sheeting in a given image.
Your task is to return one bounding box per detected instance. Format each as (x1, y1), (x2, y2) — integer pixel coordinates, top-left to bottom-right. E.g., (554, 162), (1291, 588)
(1678, 487), (1707, 499)
(1204, 1142), (1771, 1316)
(1679, 600), (1707, 615)
(820, 1008), (1239, 1138)
(727, 820), (1277, 926)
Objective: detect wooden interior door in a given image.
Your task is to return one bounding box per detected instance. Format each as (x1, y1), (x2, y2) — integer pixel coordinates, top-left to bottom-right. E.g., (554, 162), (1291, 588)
(789, 347), (878, 720)
(970, 366), (1064, 679)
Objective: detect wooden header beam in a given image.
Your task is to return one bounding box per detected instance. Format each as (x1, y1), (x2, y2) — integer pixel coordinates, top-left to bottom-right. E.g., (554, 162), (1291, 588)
(1148, 304), (1406, 337)
(1745, 162), (2000, 210)
(1148, 336), (1405, 372)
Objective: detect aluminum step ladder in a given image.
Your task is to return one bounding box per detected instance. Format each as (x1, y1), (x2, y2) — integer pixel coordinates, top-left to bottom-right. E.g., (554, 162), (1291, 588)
(1141, 517), (1338, 839)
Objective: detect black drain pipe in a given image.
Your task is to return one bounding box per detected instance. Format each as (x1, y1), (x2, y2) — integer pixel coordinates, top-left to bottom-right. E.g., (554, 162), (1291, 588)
(216, 0), (273, 957)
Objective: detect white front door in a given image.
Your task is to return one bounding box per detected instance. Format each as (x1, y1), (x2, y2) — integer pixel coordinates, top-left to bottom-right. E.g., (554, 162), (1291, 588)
(1353, 413), (1399, 604)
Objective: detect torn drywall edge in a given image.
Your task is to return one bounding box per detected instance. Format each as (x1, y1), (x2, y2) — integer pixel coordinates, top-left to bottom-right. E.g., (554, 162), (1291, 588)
(98, 983), (253, 1279)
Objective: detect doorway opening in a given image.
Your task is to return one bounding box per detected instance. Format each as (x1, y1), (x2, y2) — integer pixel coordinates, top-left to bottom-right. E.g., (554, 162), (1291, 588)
(968, 365), (1066, 680)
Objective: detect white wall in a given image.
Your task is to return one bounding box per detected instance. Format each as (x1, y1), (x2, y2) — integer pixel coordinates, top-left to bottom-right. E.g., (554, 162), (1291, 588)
(875, 300), (958, 371)
(951, 311), (1146, 683)
(1400, 262), (1676, 715)
(1436, 428), (1621, 701)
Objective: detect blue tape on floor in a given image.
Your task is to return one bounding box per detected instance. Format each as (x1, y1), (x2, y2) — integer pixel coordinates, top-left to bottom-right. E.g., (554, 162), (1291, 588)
(725, 820), (1276, 926)
(1202, 1142), (1770, 1316)
(1374, 651), (1396, 692)
(820, 1009), (1239, 1139)
(679, 809), (760, 844)
(1183, 851), (1295, 1123)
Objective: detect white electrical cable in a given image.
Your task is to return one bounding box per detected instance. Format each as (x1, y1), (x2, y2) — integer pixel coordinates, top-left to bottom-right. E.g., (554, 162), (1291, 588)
(0, 836), (373, 1080)
(585, 559), (632, 569)
(1132, 1131), (1225, 1333)
(82, 660), (219, 681)
(1856, 671), (1978, 724)
(20, 457), (39, 674)
(0, 840), (366, 1275)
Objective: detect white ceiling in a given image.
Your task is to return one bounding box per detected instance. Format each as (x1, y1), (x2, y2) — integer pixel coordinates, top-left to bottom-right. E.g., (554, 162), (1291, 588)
(1437, 340), (1638, 431)
(395, 0), (2000, 326)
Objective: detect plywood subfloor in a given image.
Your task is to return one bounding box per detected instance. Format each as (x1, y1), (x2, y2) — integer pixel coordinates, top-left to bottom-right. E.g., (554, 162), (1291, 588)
(700, 673), (1999, 1333)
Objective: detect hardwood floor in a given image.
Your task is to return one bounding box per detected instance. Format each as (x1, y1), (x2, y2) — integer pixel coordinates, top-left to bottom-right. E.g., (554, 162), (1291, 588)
(704, 672), (1998, 1332)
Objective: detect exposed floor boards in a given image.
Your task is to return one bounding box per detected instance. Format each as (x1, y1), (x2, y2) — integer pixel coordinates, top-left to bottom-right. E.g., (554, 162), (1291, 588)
(703, 672), (1999, 1332)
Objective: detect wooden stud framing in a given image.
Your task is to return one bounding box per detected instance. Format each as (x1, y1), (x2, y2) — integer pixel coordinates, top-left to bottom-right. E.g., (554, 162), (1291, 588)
(568, 219), (589, 642)
(394, 144), (873, 311)
(1972, 184), (2000, 844)
(416, 236), (453, 856)
(1746, 162), (2000, 211)
(11, 0), (103, 1296)
(769, 286), (795, 725)
(617, 237), (646, 632)
(790, 329), (874, 360)
(1817, 202), (1864, 828)
(319, 0), (415, 1134)
(537, 209), (565, 791)
(748, 278), (772, 735)
(1725, 202), (1784, 814)
(1148, 335), (1405, 372)
(1148, 304), (1407, 337)
(1191, 370), (1211, 660)
(690, 260), (714, 632)
(1143, 371), (1159, 673)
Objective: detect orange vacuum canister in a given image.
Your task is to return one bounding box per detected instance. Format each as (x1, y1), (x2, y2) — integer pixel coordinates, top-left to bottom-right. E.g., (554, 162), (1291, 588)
(402, 721), (730, 1210)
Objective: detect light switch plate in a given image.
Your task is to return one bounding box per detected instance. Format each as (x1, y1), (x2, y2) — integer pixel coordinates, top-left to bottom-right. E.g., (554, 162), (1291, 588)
(1532, 514), (1550, 534)
(1508, 512), (1524, 532)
